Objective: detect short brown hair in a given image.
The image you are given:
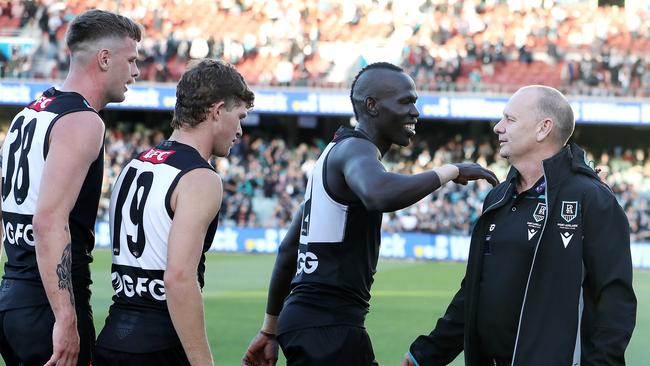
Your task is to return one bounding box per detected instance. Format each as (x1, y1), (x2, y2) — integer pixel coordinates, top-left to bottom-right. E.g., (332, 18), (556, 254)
(171, 59), (255, 129)
(66, 9), (142, 53)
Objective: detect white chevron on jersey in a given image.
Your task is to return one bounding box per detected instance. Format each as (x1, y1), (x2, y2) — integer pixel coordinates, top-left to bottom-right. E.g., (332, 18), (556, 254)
(299, 142), (347, 244)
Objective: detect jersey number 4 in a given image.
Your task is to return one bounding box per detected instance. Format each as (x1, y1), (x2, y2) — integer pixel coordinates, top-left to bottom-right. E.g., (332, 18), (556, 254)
(113, 167), (153, 258)
(2, 116), (37, 204)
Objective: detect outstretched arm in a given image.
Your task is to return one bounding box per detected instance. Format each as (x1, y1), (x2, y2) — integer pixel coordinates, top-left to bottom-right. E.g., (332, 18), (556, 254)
(34, 112), (104, 366)
(339, 139), (498, 212)
(243, 205), (303, 366)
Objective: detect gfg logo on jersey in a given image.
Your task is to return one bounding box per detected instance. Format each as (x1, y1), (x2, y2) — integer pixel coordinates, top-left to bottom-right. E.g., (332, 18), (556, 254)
(296, 251), (318, 274)
(2, 221), (35, 247)
(112, 272), (166, 301)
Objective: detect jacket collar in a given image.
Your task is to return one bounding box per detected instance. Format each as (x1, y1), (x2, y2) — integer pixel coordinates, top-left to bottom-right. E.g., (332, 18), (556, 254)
(504, 143), (599, 190)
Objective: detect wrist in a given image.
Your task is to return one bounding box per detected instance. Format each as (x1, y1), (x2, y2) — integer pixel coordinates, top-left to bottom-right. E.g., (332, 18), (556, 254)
(260, 330), (277, 339)
(432, 164), (460, 185)
(261, 313), (278, 335)
(53, 310), (77, 324)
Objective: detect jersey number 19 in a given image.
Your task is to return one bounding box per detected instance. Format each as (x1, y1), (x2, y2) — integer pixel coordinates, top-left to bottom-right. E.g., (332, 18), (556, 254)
(113, 167), (153, 258)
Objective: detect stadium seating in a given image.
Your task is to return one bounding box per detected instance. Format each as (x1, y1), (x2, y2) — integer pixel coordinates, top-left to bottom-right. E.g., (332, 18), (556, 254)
(1, 1), (648, 240)
(99, 127), (650, 242)
(2, 1), (650, 96)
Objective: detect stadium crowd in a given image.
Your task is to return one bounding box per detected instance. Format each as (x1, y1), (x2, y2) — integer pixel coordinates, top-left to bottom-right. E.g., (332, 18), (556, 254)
(0, 119), (646, 240)
(93, 126), (650, 243)
(2, 0), (650, 96)
(1, 0), (649, 240)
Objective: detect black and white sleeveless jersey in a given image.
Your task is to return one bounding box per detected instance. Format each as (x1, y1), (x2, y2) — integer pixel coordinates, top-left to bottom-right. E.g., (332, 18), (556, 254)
(0, 88), (102, 311)
(97, 140), (218, 352)
(277, 127), (383, 334)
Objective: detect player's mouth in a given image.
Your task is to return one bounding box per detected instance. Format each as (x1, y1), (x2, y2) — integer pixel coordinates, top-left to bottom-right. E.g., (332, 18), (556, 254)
(404, 123), (417, 136)
(124, 79), (135, 92)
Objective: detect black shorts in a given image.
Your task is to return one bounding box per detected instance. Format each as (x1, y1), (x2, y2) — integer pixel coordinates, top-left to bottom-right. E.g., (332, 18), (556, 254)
(278, 325), (378, 366)
(94, 344), (190, 366)
(0, 304), (95, 366)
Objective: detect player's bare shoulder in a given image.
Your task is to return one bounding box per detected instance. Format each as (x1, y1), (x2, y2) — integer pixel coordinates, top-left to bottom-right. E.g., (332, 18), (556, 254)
(49, 111), (105, 152)
(171, 168), (223, 216)
(179, 168), (222, 192)
(330, 136), (381, 167)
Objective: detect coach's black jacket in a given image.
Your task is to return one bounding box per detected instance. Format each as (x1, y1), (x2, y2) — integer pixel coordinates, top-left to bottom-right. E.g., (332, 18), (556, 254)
(409, 143), (636, 366)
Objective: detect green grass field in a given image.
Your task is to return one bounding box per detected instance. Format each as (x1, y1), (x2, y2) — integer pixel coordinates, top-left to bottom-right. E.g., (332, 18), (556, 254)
(2, 250), (648, 365)
(93, 250), (649, 365)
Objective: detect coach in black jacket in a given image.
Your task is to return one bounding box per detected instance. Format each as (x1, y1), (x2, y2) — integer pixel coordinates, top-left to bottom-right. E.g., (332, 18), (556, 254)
(404, 86), (636, 366)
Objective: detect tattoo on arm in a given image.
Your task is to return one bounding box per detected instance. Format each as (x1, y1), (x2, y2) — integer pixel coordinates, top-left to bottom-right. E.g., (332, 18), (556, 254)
(56, 243), (75, 307)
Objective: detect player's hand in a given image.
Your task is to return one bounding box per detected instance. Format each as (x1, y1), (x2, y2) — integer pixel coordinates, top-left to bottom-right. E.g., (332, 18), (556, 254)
(453, 163), (499, 186)
(401, 353), (416, 366)
(242, 331), (279, 366)
(44, 318), (79, 366)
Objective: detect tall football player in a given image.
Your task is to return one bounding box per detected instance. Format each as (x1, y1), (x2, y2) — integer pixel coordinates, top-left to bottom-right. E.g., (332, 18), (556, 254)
(0, 10), (140, 366)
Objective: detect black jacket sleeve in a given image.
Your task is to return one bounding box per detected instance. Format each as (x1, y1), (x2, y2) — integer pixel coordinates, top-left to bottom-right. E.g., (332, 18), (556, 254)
(408, 279), (466, 366)
(581, 184), (637, 365)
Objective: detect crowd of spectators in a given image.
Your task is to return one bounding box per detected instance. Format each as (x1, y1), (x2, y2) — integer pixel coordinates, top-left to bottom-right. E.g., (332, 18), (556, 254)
(0, 121), (646, 241)
(96, 125), (650, 243)
(400, 3), (650, 96)
(2, 0), (650, 96)
(1, 1), (649, 240)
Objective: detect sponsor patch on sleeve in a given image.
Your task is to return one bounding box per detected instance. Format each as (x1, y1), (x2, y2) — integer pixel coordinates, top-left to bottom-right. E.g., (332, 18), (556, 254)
(139, 148), (176, 163)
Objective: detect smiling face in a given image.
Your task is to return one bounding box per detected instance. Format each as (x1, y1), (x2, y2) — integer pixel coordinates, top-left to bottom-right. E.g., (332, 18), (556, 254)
(104, 36), (140, 104)
(369, 70), (420, 148)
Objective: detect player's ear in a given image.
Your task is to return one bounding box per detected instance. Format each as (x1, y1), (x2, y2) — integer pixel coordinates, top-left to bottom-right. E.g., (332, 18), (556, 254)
(365, 97), (378, 117)
(211, 101), (226, 120)
(98, 48), (110, 71)
(536, 117), (553, 143)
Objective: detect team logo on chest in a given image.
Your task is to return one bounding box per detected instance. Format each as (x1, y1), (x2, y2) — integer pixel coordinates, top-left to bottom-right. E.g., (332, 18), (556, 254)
(533, 203), (546, 223)
(526, 203), (546, 241)
(561, 201), (578, 223)
(557, 200), (580, 248)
